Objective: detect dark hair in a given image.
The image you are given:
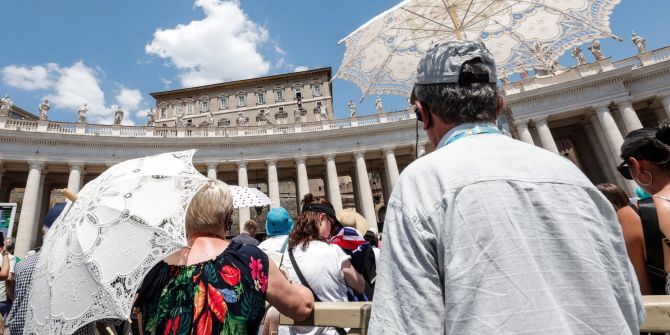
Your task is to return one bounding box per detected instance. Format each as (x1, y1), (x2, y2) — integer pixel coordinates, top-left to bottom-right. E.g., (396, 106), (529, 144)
(363, 230), (378, 248)
(289, 193), (333, 251)
(621, 123), (670, 170)
(243, 219), (258, 235)
(596, 183), (630, 211)
(411, 60), (499, 124)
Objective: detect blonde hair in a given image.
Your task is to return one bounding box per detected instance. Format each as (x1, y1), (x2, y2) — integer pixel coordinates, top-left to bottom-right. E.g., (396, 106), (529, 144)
(186, 179), (233, 238)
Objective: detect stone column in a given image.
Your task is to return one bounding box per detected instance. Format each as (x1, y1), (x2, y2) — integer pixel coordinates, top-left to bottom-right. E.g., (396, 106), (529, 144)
(15, 162), (44, 257)
(661, 95), (670, 122)
(295, 157), (309, 205)
(583, 122), (616, 183)
(67, 163), (84, 193)
(383, 147), (400, 192)
(267, 159), (280, 208)
(354, 151), (378, 232)
(514, 119), (535, 145)
(590, 112), (636, 192)
(616, 100), (643, 133)
(595, 105), (625, 160)
(33, 174), (46, 230)
(237, 161), (250, 229)
(324, 154), (343, 211)
(533, 117), (560, 154)
(206, 162), (218, 180)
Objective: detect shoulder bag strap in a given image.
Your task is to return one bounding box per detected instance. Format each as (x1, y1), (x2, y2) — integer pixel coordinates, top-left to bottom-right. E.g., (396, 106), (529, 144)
(288, 248), (347, 335)
(638, 198), (668, 294)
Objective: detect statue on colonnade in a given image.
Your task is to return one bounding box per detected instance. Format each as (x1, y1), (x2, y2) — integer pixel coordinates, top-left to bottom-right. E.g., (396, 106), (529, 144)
(0, 94), (13, 116)
(588, 40), (605, 60)
(175, 111), (184, 127)
(375, 96), (384, 114)
(348, 100), (357, 118)
(571, 47), (586, 66)
(146, 108), (155, 126)
(77, 103), (88, 123)
(206, 110), (215, 127)
(631, 32), (647, 53)
(236, 111), (249, 126)
(38, 99), (50, 120)
(113, 106), (123, 125)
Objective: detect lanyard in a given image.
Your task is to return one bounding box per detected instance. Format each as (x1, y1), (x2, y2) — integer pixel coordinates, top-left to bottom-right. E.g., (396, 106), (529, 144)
(442, 124), (501, 147)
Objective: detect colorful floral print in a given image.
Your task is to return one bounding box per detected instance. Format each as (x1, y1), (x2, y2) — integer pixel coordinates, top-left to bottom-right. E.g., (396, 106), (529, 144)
(140, 242), (269, 335)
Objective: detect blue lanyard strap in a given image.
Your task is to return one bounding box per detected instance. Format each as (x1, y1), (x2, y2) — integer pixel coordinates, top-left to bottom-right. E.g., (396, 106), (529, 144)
(443, 125), (501, 146)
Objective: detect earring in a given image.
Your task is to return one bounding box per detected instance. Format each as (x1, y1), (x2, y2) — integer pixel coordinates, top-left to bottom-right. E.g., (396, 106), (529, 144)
(635, 170), (653, 186)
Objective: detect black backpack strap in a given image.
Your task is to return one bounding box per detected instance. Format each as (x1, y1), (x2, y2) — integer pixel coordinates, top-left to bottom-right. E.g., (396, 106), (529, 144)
(288, 248), (347, 335)
(638, 198), (668, 295)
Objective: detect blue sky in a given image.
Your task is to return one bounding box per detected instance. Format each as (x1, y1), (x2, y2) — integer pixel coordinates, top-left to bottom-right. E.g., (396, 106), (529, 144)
(0, 0), (668, 124)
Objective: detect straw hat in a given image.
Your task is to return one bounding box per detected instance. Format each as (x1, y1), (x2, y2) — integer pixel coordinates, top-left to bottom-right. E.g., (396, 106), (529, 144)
(336, 208), (368, 235)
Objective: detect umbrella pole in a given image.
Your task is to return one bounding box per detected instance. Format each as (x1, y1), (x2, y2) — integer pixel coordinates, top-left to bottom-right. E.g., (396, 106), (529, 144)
(448, 6), (462, 40)
(59, 188), (79, 202)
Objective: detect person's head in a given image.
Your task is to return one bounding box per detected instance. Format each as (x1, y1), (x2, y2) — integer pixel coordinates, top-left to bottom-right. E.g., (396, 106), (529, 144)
(619, 123), (670, 194)
(596, 183), (630, 211)
(411, 41), (503, 146)
(363, 230), (378, 248)
(3, 238), (15, 254)
(266, 207), (293, 236)
(289, 193), (340, 251)
(186, 179), (233, 239)
(243, 219), (258, 236)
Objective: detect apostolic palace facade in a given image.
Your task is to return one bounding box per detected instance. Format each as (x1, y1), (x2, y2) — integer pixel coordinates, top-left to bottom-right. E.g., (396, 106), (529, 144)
(0, 45), (669, 257)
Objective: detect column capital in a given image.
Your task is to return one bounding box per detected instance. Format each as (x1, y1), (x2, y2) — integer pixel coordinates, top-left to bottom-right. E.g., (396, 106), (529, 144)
(206, 162), (218, 169)
(513, 118), (530, 127)
(615, 99), (634, 108)
(594, 104), (611, 113)
(532, 116), (548, 126)
(236, 160), (248, 168)
(353, 150), (366, 159)
(27, 161), (45, 171)
(382, 147), (395, 155)
(324, 153), (337, 161)
(69, 162), (85, 170)
(266, 158), (277, 166)
(660, 94), (670, 104)
(294, 156), (306, 165)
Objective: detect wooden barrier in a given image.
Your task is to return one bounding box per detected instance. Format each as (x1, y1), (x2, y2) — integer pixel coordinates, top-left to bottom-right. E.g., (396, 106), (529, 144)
(279, 296), (670, 333)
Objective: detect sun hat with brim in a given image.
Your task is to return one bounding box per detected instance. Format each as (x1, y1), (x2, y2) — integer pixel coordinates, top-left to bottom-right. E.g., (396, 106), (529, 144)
(302, 203), (341, 226)
(44, 203), (67, 229)
(336, 208), (368, 235)
(265, 207), (293, 236)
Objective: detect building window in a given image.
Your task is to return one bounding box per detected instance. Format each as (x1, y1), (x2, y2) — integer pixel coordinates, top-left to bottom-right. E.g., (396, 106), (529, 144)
(237, 95), (246, 107)
(275, 89), (284, 102)
(219, 96), (227, 109)
(186, 103), (193, 115)
(312, 84), (323, 97)
(160, 107), (166, 119)
(175, 104), (182, 115)
(256, 92), (265, 105)
(293, 87), (302, 100)
(201, 100), (209, 112)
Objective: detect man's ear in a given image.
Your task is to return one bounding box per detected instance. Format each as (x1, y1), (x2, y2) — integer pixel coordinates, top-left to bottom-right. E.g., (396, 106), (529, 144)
(416, 101), (431, 130)
(495, 95), (504, 117)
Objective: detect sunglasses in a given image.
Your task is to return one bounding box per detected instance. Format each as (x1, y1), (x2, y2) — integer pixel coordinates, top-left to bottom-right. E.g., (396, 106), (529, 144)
(617, 160), (633, 180)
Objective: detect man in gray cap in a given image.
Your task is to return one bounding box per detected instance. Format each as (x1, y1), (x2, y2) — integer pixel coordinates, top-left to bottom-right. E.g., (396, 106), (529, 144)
(368, 41), (643, 334)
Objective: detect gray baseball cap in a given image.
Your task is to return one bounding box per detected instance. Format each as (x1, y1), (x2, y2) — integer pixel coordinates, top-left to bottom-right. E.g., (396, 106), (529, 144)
(415, 41), (497, 85)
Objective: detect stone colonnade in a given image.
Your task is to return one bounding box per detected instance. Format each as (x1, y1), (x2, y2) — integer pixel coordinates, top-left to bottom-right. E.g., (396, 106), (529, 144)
(1, 144), (425, 257)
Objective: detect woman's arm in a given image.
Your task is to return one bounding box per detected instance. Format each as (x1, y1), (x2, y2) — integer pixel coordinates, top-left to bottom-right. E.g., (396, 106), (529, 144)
(266, 259), (314, 321)
(617, 207), (652, 295)
(341, 259), (365, 294)
(0, 253), (9, 280)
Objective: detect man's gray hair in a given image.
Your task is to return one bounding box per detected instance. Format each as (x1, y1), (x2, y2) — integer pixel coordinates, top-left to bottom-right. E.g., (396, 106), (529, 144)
(411, 61), (499, 124)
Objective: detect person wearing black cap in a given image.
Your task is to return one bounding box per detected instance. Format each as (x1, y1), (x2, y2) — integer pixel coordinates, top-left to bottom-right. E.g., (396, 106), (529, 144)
(368, 41), (643, 334)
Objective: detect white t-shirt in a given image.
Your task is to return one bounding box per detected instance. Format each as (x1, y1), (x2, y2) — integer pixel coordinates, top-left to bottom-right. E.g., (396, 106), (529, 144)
(282, 241), (351, 335)
(0, 254), (16, 301)
(258, 235), (289, 267)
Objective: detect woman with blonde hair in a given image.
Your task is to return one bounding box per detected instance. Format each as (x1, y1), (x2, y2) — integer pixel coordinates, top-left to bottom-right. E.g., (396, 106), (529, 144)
(137, 179), (313, 335)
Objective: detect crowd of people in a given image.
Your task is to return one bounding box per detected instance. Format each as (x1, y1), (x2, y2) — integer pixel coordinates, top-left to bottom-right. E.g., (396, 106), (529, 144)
(2, 40), (669, 335)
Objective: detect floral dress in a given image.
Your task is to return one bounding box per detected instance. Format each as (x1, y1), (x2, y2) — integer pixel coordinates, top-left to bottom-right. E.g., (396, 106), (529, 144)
(138, 242), (269, 335)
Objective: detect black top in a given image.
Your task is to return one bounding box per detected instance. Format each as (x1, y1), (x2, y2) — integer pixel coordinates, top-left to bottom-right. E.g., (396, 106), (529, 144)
(231, 232), (259, 246)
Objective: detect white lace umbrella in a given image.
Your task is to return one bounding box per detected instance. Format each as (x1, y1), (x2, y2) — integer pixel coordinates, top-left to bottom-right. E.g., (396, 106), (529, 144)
(229, 185), (272, 208)
(24, 150), (208, 335)
(335, 0), (621, 97)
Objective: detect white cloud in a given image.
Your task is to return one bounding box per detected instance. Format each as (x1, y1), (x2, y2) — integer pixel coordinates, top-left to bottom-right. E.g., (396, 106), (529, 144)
(115, 86), (143, 112)
(145, 0), (272, 87)
(4, 61), (141, 125)
(1, 64), (57, 90)
(293, 65), (309, 72)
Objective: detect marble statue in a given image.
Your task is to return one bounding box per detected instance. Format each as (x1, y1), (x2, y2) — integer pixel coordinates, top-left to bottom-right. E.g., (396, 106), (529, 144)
(588, 40), (605, 60)
(520, 68), (529, 79)
(206, 110), (215, 126)
(319, 104), (328, 120)
(0, 94), (13, 116)
(236, 111), (248, 126)
(293, 107), (306, 122)
(500, 75), (511, 84)
(175, 111), (184, 127)
(113, 106), (123, 125)
(77, 103), (88, 123)
(571, 47), (586, 66)
(374, 96), (384, 114)
(256, 110), (268, 125)
(348, 100), (357, 117)
(146, 108), (155, 126)
(631, 32), (646, 54)
(38, 99), (50, 120)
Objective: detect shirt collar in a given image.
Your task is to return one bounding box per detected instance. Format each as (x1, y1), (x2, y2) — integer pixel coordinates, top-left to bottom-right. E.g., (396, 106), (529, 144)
(437, 122), (498, 149)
